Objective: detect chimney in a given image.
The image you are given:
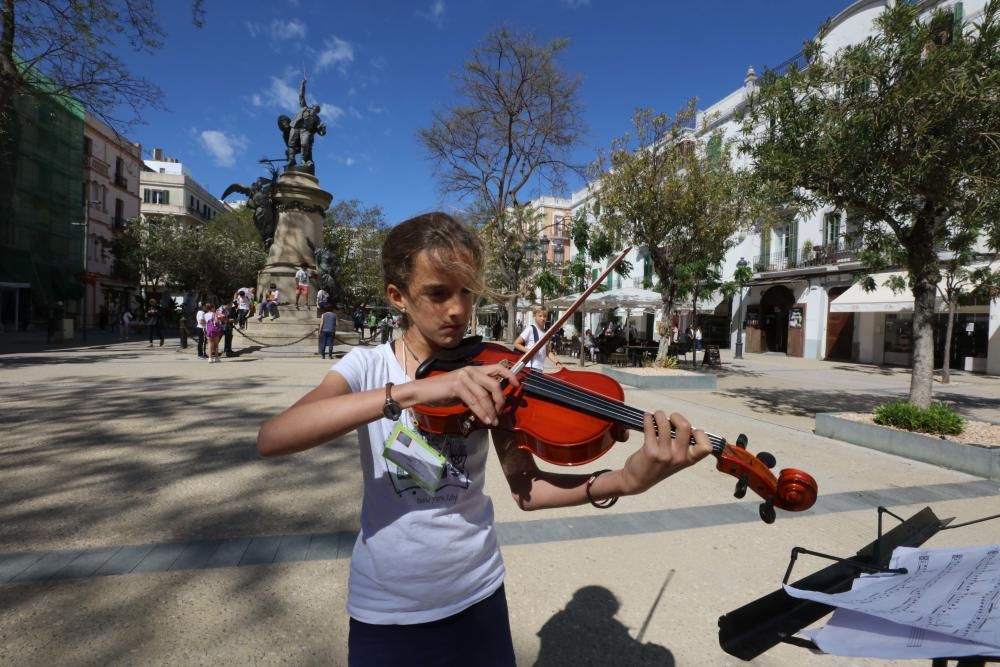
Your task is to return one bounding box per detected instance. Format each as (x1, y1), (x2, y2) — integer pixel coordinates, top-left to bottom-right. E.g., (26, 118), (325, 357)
(744, 65), (758, 92)
(152, 148), (164, 161)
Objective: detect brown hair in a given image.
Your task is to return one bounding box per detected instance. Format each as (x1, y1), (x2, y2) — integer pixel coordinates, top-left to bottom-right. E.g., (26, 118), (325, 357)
(382, 211), (483, 296)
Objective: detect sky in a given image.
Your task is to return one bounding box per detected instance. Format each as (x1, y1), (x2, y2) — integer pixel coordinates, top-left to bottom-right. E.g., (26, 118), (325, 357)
(119, 0), (852, 224)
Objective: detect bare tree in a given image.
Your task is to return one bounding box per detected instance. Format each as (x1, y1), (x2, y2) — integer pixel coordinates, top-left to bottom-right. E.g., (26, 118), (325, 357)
(419, 27), (586, 338)
(1, 0), (205, 130)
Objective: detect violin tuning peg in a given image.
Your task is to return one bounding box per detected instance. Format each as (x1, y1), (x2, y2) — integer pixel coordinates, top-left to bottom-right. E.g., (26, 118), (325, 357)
(757, 451), (777, 469)
(759, 499), (776, 524)
(736, 433), (749, 450)
(733, 473), (748, 499)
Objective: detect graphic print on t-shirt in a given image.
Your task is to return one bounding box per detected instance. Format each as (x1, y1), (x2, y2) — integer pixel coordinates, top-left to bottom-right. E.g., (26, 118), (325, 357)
(384, 428), (471, 496)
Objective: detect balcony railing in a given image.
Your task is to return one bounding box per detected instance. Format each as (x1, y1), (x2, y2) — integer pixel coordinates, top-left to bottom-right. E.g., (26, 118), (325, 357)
(114, 173), (128, 189)
(112, 216), (126, 230)
(752, 240), (863, 273)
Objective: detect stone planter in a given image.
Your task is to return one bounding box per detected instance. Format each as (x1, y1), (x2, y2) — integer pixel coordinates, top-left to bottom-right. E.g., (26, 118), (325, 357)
(815, 413), (1000, 481)
(602, 366), (717, 390)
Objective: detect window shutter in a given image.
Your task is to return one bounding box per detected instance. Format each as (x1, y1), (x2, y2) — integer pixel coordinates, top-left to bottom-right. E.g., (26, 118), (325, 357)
(707, 135), (722, 162)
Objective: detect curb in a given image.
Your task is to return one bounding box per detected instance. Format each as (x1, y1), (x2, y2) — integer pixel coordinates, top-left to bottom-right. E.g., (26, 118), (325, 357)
(815, 413), (1000, 481)
(602, 366), (717, 390)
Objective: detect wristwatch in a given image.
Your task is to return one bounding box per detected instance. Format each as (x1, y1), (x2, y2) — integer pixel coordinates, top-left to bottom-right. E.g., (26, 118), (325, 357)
(383, 382), (402, 421)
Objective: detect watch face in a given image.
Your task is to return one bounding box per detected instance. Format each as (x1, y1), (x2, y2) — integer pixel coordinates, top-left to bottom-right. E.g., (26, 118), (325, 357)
(383, 401), (402, 421)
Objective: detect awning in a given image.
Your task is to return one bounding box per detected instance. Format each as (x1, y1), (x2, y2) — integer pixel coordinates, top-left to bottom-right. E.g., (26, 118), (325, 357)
(830, 272), (913, 313)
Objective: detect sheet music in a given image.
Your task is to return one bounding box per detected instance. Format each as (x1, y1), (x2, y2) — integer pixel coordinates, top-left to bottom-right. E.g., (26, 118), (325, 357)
(785, 544), (1000, 652)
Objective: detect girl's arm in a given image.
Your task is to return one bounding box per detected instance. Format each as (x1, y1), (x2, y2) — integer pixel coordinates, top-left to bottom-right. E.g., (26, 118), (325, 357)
(257, 363), (521, 458)
(493, 411), (711, 511)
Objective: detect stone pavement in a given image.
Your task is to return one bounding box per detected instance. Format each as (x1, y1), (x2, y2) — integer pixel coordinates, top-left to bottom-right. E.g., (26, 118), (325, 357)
(1, 336), (999, 666)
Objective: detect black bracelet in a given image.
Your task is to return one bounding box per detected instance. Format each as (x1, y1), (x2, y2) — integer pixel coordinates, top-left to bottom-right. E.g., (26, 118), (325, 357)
(585, 469), (618, 509)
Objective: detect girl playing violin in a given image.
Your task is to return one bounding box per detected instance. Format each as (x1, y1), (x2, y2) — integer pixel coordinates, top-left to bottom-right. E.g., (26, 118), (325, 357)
(256, 211), (713, 667)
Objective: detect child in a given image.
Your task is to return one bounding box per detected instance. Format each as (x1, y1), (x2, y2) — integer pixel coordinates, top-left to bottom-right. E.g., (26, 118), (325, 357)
(256, 212), (712, 666)
(294, 263), (310, 309)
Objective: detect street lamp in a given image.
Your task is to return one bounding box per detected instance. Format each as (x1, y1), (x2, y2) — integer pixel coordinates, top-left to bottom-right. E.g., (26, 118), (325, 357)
(735, 257), (748, 360)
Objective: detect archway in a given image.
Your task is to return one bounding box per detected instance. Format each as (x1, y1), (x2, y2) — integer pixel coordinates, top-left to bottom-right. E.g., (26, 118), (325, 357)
(760, 285), (795, 353)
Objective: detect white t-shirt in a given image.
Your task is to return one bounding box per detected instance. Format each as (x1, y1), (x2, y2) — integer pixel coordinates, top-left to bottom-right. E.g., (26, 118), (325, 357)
(295, 269), (309, 286)
(195, 309), (205, 329)
(518, 324), (548, 370)
(331, 343), (505, 625)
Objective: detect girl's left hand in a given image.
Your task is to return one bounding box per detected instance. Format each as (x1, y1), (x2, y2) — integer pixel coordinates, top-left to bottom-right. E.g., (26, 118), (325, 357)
(619, 411), (712, 495)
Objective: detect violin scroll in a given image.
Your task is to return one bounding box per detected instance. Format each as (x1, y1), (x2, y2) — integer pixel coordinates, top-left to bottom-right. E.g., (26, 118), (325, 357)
(714, 433), (818, 524)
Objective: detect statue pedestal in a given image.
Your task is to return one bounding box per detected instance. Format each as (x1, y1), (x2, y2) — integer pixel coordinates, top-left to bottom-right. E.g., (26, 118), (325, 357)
(257, 170), (332, 302)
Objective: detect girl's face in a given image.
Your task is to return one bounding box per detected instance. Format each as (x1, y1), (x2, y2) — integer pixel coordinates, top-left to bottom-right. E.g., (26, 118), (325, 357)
(390, 250), (475, 351)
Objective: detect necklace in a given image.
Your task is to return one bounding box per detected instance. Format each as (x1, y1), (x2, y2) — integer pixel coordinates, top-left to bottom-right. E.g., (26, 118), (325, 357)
(401, 335), (422, 376)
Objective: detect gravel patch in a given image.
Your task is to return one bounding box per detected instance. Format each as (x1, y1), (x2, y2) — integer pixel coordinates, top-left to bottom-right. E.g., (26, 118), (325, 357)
(839, 412), (1000, 446)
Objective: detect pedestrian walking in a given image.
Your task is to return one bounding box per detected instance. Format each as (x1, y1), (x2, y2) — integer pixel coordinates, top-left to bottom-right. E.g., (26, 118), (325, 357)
(319, 304), (337, 359)
(203, 304), (223, 363)
(513, 306), (564, 371)
(367, 312), (377, 340)
(146, 298), (164, 347)
(120, 308), (133, 340)
(195, 303), (208, 359)
(257, 211), (712, 667)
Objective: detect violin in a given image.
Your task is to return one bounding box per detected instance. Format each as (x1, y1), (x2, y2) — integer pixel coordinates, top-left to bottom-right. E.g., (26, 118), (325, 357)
(414, 336), (818, 524)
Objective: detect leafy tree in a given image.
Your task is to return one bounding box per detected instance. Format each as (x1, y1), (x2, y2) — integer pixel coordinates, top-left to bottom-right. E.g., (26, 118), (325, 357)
(594, 104), (754, 360)
(419, 27), (585, 340)
(321, 199), (389, 308)
(1, 0), (205, 130)
(110, 208), (266, 303)
(741, 0), (1000, 407)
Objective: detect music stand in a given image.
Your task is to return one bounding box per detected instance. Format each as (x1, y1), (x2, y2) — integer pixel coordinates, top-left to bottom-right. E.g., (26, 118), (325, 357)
(717, 506), (999, 666)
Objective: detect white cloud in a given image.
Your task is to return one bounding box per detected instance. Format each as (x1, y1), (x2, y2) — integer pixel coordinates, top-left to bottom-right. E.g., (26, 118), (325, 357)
(199, 130), (247, 167)
(562, 0), (590, 7)
(320, 102), (345, 123)
(417, 1), (446, 28)
(367, 102), (384, 114)
(271, 18), (307, 40)
(316, 36), (354, 73)
(246, 21), (261, 37)
(345, 156), (355, 167)
(252, 77), (301, 113)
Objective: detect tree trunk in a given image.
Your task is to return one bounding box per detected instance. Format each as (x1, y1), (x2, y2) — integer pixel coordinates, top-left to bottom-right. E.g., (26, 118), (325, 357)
(655, 293), (676, 361)
(908, 279), (936, 408)
(506, 297), (518, 344)
(941, 299), (956, 385)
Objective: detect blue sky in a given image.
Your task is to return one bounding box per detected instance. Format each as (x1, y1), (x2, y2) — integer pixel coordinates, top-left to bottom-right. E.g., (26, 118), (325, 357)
(122, 0), (850, 224)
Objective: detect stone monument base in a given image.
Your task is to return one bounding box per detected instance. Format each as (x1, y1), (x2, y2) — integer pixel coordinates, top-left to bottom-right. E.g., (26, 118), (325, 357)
(257, 170), (332, 305)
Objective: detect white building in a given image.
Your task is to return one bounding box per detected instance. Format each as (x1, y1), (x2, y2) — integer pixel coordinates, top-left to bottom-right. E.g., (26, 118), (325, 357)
(139, 148), (227, 225)
(532, 0), (998, 375)
(82, 115), (142, 329)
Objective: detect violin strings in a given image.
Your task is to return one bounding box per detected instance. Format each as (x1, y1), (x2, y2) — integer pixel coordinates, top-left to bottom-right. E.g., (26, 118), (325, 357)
(517, 370), (726, 452)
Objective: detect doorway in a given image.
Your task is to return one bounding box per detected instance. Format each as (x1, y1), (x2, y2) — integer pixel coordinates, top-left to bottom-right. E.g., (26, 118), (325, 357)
(760, 285), (795, 353)
(825, 286), (854, 360)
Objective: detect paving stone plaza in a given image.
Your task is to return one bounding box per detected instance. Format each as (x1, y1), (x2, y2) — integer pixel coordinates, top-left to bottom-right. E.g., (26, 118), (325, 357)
(1, 336), (999, 665)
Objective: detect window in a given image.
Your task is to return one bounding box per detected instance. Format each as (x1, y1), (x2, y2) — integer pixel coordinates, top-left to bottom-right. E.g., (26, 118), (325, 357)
(143, 189), (169, 205)
(101, 185), (108, 212)
(706, 134), (722, 162)
(823, 212), (842, 250)
(83, 136), (92, 155)
(114, 198), (125, 229)
(783, 221), (798, 264)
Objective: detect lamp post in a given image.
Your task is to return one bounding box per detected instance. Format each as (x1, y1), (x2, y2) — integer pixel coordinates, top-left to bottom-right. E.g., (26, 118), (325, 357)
(734, 257), (748, 360)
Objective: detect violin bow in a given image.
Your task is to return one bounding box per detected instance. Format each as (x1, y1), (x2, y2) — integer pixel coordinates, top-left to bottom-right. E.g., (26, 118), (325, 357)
(512, 246), (632, 375)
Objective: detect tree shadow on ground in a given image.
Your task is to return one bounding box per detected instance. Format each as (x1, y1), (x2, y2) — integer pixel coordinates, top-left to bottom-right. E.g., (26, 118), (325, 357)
(829, 363), (905, 377)
(534, 585), (674, 667)
(716, 386), (1000, 420)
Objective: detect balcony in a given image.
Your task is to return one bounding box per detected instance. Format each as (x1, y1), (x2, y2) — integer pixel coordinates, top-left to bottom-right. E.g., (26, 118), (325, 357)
(84, 155), (109, 177)
(114, 173), (128, 189)
(752, 240), (863, 273)
(112, 216), (126, 231)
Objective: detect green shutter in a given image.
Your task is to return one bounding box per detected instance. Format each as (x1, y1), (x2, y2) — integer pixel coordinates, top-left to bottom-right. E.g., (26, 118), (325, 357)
(954, 2), (964, 34)
(759, 230), (771, 269)
(786, 221), (798, 264)
(707, 135), (722, 162)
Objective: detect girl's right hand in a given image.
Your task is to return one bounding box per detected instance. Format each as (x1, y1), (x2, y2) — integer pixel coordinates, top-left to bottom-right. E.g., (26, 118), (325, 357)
(415, 363), (520, 426)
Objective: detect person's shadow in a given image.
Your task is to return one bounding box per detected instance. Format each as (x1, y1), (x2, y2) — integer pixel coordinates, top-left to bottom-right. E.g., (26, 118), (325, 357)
(534, 586), (674, 666)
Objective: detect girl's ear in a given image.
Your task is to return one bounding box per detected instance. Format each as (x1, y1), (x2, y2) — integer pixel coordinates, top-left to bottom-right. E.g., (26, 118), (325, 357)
(386, 284), (406, 312)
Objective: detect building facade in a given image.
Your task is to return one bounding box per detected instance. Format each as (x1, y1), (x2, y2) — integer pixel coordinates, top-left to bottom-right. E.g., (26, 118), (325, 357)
(532, 0), (998, 375)
(0, 89), (84, 332)
(82, 115), (142, 330)
(139, 148), (226, 225)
